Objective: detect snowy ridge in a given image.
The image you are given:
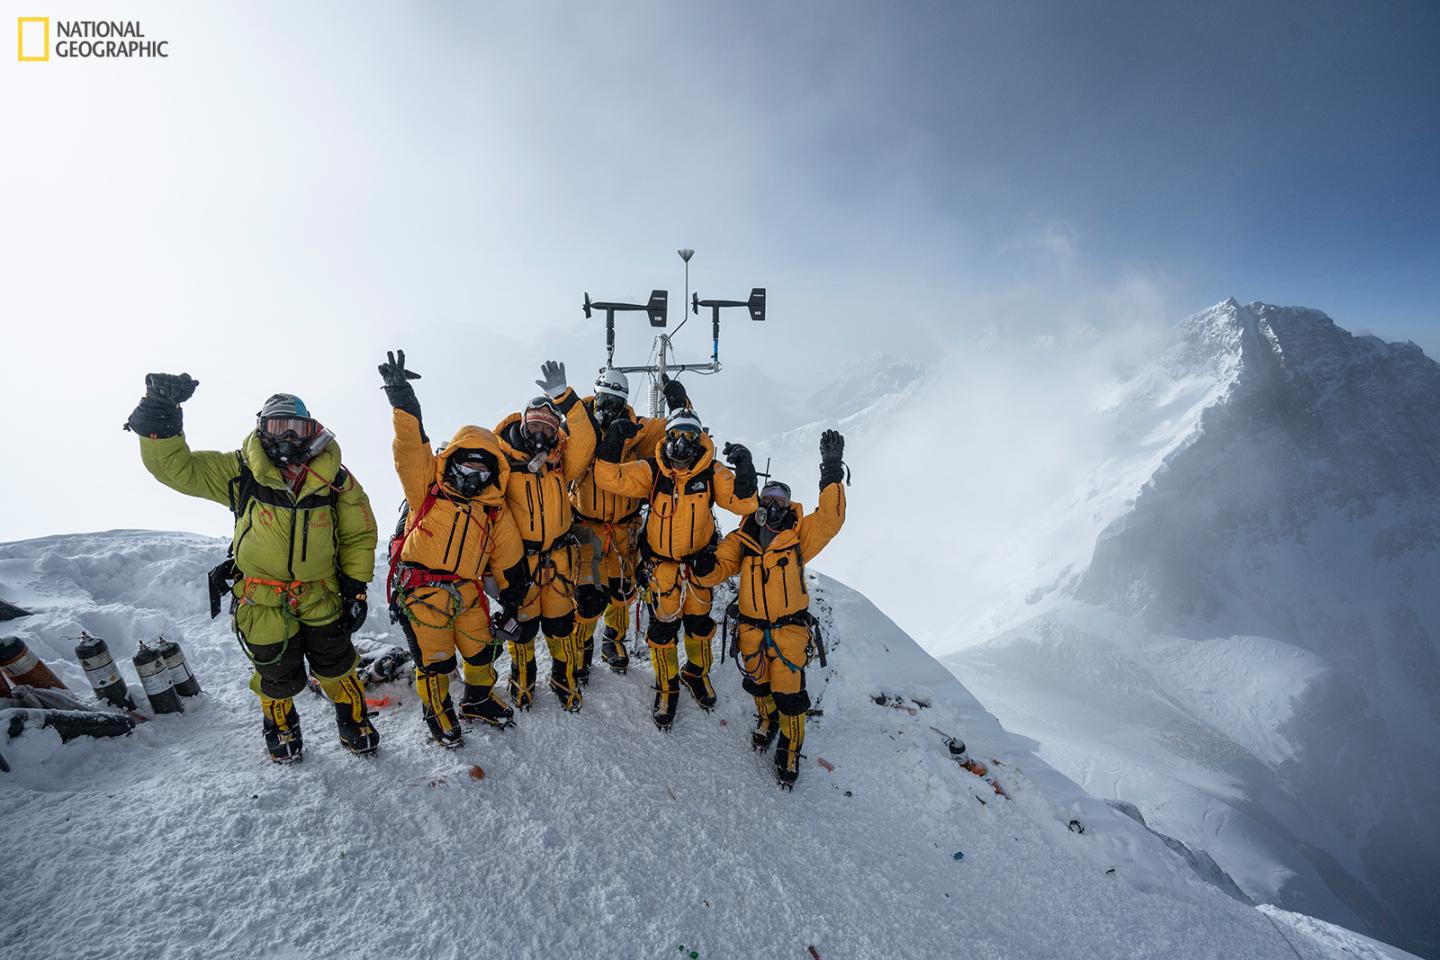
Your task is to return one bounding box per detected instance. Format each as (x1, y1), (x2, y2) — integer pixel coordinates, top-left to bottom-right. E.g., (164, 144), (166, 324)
(0, 529), (1414, 960)
(950, 300), (1440, 958)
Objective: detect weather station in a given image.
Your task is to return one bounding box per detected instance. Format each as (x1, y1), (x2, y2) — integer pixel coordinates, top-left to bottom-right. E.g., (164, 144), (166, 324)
(583, 248), (766, 417)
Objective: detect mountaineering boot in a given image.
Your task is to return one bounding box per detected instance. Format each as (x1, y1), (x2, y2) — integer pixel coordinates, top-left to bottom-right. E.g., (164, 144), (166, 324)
(507, 639), (536, 711)
(579, 634), (595, 686)
(548, 656), (583, 713)
(415, 669), (463, 748)
(652, 675), (680, 731)
(649, 638), (680, 730)
(317, 671), (380, 757)
(600, 602), (630, 673)
(260, 695), (303, 764)
(775, 712), (806, 790)
(459, 682), (514, 728)
(679, 663), (717, 711)
(600, 625), (629, 674)
(751, 694), (779, 752)
(567, 618), (596, 687)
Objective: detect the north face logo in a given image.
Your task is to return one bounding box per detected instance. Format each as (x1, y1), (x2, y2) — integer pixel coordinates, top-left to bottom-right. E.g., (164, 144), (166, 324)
(687, 480), (708, 493)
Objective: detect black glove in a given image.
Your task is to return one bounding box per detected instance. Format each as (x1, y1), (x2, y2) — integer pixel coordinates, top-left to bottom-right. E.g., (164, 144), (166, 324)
(497, 559), (530, 611)
(723, 442), (758, 499)
(819, 429), (846, 487)
(689, 549), (718, 578)
(124, 372), (199, 438)
(497, 587), (527, 615)
(146, 373), (199, 405)
(722, 442), (752, 468)
(661, 375), (689, 412)
(339, 575), (369, 635)
(598, 418), (641, 462)
(378, 349), (423, 421)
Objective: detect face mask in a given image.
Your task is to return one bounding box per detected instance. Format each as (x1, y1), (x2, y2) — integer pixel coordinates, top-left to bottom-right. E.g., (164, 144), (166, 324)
(664, 431), (700, 466)
(446, 459), (493, 497)
(594, 394), (626, 428)
(756, 482), (792, 529)
(261, 425), (330, 466)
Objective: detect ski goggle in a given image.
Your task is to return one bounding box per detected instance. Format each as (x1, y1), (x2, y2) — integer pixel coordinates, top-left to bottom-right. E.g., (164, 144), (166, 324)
(260, 416), (319, 440)
(450, 461), (493, 484)
(666, 422), (702, 441)
(760, 481), (792, 508)
(521, 401), (562, 446)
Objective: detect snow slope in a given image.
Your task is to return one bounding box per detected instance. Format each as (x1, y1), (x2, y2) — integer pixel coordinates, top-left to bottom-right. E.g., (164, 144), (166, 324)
(0, 529), (1415, 960)
(948, 301), (1440, 958)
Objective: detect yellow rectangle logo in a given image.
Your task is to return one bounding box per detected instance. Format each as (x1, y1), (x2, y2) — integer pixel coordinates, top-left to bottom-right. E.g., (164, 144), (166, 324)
(17, 16), (49, 61)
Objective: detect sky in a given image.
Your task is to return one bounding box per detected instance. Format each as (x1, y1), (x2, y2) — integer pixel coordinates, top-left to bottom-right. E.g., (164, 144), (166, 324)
(2, 1), (1437, 619)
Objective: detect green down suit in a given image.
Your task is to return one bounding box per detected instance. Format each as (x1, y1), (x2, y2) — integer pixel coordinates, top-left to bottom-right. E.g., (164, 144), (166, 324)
(139, 431), (378, 697)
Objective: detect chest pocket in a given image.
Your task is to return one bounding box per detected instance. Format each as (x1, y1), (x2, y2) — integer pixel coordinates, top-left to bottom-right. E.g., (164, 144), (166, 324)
(510, 466), (570, 547)
(227, 455), (348, 578)
(651, 464), (713, 517)
(743, 541), (808, 618)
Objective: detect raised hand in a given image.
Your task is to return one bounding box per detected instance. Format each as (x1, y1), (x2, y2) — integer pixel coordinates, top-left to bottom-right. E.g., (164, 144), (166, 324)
(661, 374), (689, 411)
(145, 373), (199, 405)
(820, 429), (846, 487)
(722, 442), (753, 466)
(723, 442), (757, 498)
(536, 360), (568, 398)
(378, 349), (421, 387)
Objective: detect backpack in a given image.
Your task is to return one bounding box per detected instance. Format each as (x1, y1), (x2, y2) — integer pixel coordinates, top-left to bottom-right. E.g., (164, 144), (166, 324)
(385, 487), (440, 609)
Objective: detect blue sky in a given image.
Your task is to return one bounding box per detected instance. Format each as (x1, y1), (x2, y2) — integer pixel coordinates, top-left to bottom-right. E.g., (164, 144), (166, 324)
(639, 0), (1440, 345)
(419, 0), (1438, 347)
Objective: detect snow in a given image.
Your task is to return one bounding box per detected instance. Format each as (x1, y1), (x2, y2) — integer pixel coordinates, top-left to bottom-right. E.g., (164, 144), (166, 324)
(0, 529), (1403, 960)
(948, 300), (1440, 958)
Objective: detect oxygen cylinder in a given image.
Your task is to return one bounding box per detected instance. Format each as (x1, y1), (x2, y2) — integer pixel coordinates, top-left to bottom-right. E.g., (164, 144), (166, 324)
(0, 636), (68, 691)
(155, 636), (201, 697)
(132, 641), (183, 715)
(74, 632), (136, 710)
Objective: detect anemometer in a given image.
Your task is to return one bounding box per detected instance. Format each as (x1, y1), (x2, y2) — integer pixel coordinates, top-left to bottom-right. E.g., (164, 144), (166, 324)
(583, 249), (766, 418)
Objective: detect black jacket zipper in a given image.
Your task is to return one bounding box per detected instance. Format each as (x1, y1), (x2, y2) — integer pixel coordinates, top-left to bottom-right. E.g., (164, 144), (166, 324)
(285, 488), (298, 580)
(455, 502), (473, 572)
(442, 510), (461, 564)
(757, 558), (771, 621)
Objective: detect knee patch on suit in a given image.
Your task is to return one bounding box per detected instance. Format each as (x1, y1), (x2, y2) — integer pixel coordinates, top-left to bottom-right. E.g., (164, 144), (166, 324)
(608, 578), (637, 604)
(518, 618), (541, 643)
(773, 688), (811, 716)
(682, 613), (715, 638)
(742, 676), (770, 698)
(541, 613), (576, 639)
(417, 654), (457, 676)
(648, 617), (681, 645)
(576, 584), (609, 620)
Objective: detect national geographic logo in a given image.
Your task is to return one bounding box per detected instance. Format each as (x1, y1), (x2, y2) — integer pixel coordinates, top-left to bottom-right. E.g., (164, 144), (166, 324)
(17, 17), (171, 61)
